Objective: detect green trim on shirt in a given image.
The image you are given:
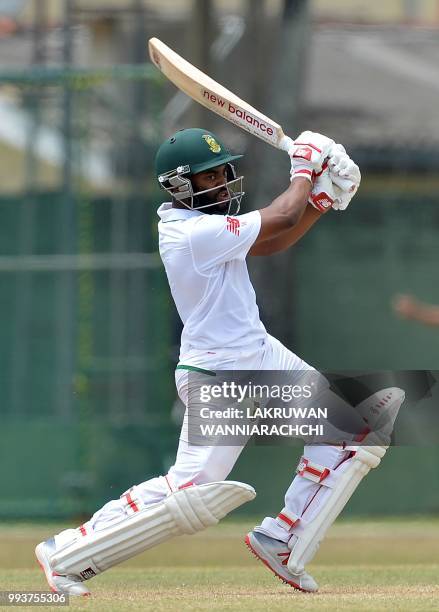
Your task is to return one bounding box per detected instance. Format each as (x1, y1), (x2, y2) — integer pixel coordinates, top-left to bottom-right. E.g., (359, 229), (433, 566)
(176, 364), (216, 376)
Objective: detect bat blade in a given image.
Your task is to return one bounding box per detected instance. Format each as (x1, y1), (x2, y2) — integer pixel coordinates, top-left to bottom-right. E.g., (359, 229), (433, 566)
(149, 38), (356, 194)
(148, 37), (291, 151)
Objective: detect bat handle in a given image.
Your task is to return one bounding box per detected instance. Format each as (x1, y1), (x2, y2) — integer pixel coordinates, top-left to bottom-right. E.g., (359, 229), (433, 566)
(278, 135), (295, 152)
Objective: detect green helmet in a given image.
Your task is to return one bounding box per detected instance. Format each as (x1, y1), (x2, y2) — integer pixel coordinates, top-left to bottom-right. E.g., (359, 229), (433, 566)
(155, 128), (245, 214)
(155, 128), (243, 178)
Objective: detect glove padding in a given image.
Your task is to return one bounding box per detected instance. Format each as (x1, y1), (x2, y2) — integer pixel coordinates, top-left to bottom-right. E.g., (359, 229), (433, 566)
(328, 144), (361, 211)
(308, 162), (336, 213)
(308, 145), (361, 213)
(289, 131), (334, 182)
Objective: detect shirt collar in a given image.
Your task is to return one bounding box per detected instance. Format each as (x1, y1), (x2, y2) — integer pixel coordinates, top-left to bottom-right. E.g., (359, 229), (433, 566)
(157, 202), (204, 222)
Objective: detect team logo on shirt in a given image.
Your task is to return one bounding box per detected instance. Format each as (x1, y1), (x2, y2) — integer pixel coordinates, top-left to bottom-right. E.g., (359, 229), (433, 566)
(202, 134), (222, 153)
(226, 217), (240, 236)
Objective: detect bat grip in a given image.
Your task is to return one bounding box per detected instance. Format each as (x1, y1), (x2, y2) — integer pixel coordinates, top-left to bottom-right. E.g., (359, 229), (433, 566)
(279, 135), (295, 152)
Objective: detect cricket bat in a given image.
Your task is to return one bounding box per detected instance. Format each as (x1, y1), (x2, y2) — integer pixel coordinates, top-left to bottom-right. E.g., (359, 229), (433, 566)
(148, 37), (355, 192)
(148, 37), (293, 152)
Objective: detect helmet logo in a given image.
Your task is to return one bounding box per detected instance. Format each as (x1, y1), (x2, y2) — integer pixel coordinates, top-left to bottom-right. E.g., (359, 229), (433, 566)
(202, 134), (221, 154)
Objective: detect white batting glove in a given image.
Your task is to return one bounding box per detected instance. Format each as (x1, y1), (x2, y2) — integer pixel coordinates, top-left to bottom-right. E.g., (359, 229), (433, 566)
(289, 131), (335, 183)
(309, 153), (361, 214)
(327, 144), (361, 211)
(308, 162), (336, 213)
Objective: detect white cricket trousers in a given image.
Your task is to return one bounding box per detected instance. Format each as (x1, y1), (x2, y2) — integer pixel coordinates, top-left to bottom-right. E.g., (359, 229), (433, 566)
(168, 335), (351, 542)
(55, 335), (351, 547)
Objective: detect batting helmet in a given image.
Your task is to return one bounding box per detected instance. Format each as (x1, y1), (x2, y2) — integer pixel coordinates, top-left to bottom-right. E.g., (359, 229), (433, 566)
(155, 128), (243, 178)
(155, 128), (244, 214)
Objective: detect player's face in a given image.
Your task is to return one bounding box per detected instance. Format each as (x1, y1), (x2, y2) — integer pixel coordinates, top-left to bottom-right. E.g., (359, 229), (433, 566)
(191, 165), (230, 213)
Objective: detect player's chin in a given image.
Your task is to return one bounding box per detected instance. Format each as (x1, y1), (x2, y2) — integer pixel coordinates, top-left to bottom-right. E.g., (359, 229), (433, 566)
(203, 195), (230, 215)
(216, 201), (229, 213)
(216, 192), (231, 208)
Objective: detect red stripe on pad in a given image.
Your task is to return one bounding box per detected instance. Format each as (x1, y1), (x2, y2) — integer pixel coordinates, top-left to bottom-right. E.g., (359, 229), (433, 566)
(277, 512), (298, 528)
(125, 492), (139, 513)
(164, 475), (174, 493)
(304, 465), (330, 482)
(178, 481), (194, 490)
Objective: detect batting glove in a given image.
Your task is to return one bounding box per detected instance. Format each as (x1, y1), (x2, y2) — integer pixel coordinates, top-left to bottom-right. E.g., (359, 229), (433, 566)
(308, 162), (336, 213)
(289, 131), (335, 183)
(328, 144), (361, 211)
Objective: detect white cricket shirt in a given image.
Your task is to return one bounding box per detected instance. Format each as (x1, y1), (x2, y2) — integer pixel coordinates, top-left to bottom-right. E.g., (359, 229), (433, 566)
(157, 203), (267, 360)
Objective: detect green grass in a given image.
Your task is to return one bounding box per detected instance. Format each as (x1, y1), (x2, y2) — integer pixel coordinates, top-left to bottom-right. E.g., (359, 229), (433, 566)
(0, 518), (438, 611)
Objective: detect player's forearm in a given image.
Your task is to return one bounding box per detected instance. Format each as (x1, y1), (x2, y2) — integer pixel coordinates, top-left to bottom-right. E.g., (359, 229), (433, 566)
(410, 304), (439, 326)
(253, 178), (311, 245)
(394, 294), (439, 326)
(250, 206), (322, 256)
(269, 178), (312, 227)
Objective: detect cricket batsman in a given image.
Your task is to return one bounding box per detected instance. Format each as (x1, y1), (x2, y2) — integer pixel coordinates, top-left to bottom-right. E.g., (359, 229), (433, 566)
(36, 128), (404, 595)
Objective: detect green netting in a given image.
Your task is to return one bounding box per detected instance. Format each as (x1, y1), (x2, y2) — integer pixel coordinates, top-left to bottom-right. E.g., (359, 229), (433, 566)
(294, 191), (439, 370)
(0, 65), (180, 518)
(0, 192), (177, 517)
(0, 64), (160, 86)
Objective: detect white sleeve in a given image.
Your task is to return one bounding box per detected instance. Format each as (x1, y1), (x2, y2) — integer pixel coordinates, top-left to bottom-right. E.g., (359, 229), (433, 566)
(189, 211), (261, 272)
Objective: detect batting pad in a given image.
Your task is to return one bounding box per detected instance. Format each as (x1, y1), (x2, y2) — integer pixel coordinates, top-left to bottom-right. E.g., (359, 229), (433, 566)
(51, 481), (256, 579)
(287, 445), (386, 575)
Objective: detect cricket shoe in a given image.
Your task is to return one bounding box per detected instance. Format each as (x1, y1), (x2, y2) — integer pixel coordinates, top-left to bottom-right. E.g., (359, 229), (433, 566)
(245, 531), (318, 592)
(35, 539), (90, 597)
